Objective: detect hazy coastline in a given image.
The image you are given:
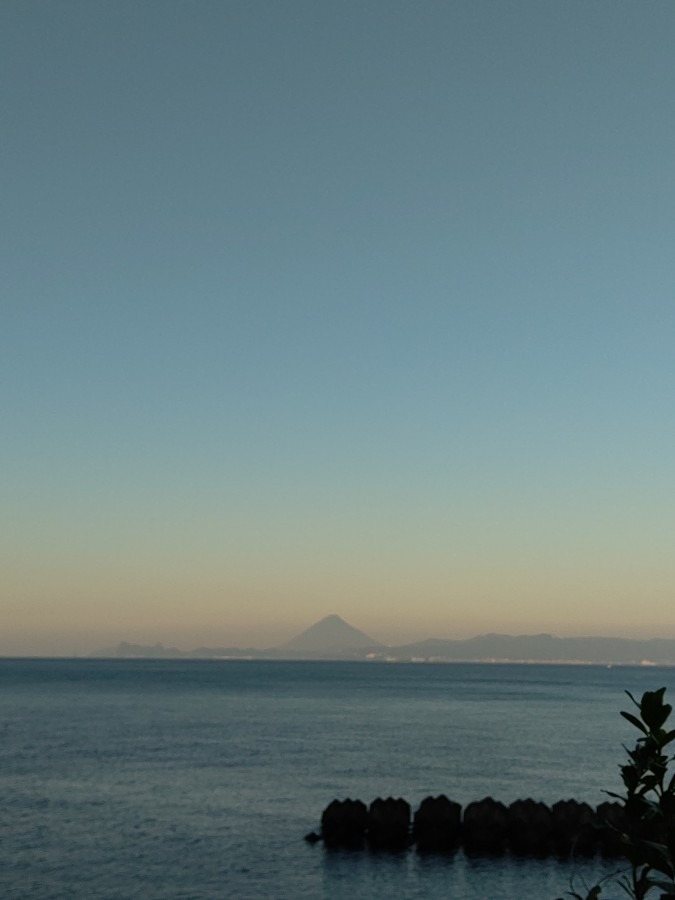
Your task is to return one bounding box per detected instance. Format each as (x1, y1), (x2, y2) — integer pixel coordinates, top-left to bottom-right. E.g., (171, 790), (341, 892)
(82, 615), (675, 666)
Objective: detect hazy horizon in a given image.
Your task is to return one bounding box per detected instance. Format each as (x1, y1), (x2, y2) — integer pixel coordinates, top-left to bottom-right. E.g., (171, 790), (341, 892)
(4, 2), (675, 657)
(6, 613), (675, 659)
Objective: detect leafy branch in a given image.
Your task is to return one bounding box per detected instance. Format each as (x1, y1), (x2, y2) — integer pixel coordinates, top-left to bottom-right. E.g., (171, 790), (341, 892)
(559, 688), (675, 900)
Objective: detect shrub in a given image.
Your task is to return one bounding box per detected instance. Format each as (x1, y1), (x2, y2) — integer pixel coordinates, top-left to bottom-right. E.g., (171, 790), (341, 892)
(561, 687), (675, 900)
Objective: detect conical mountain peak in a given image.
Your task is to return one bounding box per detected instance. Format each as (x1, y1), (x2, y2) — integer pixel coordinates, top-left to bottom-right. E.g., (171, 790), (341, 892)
(275, 614), (384, 657)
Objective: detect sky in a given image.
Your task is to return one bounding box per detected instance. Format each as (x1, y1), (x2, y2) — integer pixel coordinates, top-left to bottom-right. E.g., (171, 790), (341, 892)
(2, 1), (675, 655)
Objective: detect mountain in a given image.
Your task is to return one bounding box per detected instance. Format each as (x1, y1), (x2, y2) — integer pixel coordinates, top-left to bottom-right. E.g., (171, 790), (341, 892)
(91, 641), (186, 659)
(386, 633), (675, 664)
(271, 614), (385, 658)
(90, 621), (675, 664)
(90, 616), (384, 660)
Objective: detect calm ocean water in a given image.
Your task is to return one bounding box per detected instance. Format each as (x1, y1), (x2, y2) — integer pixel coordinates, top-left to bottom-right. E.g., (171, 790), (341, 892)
(2, 659), (675, 899)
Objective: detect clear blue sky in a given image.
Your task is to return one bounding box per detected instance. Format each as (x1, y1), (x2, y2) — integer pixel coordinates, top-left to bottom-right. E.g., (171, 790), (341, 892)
(3, 1), (675, 654)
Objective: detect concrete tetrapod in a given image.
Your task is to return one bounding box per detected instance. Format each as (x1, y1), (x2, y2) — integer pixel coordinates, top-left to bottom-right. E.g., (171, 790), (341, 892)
(595, 800), (630, 857)
(367, 797), (411, 850)
(506, 799), (554, 855)
(551, 800), (597, 856)
(462, 797), (509, 854)
(413, 795), (462, 852)
(310, 796), (636, 857)
(320, 798), (368, 848)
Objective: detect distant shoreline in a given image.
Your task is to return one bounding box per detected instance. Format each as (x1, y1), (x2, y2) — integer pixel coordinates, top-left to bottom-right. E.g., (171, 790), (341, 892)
(2, 655), (674, 667)
(7, 615), (675, 665)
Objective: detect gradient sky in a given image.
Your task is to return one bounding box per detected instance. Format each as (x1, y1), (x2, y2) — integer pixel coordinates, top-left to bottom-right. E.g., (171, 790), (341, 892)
(3, 1), (675, 655)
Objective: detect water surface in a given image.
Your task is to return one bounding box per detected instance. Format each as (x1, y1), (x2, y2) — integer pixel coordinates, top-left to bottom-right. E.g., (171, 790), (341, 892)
(2, 658), (673, 898)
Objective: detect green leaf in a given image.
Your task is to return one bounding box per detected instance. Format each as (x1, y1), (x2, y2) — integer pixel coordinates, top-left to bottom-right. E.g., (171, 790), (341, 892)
(622, 711), (649, 735)
(649, 877), (675, 894)
(638, 839), (675, 875)
(641, 688), (672, 731)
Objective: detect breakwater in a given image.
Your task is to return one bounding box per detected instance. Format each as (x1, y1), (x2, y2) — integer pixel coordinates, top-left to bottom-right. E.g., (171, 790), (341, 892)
(306, 796), (628, 856)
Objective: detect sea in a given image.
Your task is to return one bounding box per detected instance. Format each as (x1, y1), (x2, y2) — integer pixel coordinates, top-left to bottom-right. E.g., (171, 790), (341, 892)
(2, 659), (675, 900)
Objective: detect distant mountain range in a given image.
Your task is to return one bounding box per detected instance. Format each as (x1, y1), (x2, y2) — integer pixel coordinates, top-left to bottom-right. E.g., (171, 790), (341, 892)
(92, 615), (675, 665)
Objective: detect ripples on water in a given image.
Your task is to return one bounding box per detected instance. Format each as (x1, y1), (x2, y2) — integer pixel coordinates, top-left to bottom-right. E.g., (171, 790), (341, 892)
(2, 659), (674, 899)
